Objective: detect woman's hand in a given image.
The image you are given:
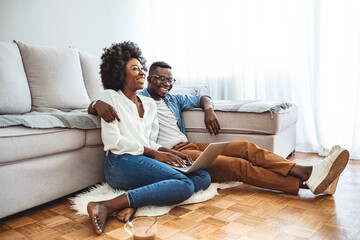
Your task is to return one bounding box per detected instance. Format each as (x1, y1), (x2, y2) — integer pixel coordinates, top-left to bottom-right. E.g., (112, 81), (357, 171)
(144, 147), (193, 168)
(158, 147), (194, 166)
(153, 151), (187, 168)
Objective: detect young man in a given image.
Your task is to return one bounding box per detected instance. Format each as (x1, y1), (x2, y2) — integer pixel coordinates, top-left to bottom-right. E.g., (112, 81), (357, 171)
(89, 61), (350, 195)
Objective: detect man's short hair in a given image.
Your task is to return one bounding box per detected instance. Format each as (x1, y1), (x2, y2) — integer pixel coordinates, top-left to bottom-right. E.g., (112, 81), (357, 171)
(149, 61), (172, 75)
(100, 41), (147, 91)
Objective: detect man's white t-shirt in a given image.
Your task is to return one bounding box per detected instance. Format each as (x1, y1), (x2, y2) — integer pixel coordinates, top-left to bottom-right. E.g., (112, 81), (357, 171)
(155, 99), (188, 148)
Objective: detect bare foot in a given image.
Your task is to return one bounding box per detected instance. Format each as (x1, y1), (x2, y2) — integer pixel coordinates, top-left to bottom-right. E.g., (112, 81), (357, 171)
(87, 201), (110, 235)
(116, 207), (137, 222)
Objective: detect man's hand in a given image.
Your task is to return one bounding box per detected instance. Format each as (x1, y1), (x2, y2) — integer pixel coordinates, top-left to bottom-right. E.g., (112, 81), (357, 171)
(200, 96), (221, 136)
(95, 100), (120, 123)
(204, 108), (221, 136)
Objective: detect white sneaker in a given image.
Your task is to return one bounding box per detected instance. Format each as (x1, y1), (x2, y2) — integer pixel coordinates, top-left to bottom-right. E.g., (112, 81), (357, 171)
(306, 147), (349, 195)
(323, 176), (339, 195)
(329, 145), (341, 155)
(322, 145), (341, 195)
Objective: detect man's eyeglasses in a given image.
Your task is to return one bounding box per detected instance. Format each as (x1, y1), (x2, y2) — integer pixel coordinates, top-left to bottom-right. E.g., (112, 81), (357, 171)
(149, 75), (176, 84)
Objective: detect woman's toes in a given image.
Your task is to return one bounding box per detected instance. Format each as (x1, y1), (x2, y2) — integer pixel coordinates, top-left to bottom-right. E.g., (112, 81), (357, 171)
(87, 202), (108, 235)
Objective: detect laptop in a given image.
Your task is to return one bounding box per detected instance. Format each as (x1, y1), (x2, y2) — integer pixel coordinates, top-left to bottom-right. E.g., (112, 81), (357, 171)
(169, 142), (229, 173)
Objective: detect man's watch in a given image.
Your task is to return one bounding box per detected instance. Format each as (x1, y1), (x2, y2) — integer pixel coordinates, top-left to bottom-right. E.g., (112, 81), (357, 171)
(91, 100), (99, 112)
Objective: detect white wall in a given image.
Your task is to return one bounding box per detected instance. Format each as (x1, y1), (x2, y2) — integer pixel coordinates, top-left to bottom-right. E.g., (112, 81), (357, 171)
(0, 0), (139, 56)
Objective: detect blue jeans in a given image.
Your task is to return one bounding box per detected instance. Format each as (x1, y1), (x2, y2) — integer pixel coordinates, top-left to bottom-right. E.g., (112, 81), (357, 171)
(104, 151), (211, 208)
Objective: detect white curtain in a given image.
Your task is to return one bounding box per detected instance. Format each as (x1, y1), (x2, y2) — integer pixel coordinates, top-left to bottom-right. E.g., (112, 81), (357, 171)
(132, 0), (360, 159)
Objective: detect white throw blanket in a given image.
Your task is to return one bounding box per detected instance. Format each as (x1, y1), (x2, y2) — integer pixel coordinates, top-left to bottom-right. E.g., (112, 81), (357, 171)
(69, 181), (242, 217)
(212, 100), (292, 118)
(0, 107), (101, 129)
(0, 100), (292, 129)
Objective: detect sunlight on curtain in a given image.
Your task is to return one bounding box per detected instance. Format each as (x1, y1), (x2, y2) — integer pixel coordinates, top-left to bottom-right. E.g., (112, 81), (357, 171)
(314, 0), (360, 158)
(132, 0), (360, 159)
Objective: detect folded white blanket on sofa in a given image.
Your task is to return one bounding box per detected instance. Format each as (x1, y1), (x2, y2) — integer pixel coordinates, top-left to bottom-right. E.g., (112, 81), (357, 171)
(189, 100), (292, 119)
(0, 100), (292, 129)
(0, 107), (100, 129)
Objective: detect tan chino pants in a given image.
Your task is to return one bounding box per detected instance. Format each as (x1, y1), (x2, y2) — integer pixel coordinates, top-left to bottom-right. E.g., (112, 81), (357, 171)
(173, 141), (301, 194)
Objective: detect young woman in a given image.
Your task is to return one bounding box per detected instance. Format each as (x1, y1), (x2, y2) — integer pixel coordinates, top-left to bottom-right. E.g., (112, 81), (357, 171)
(87, 42), (211, 235)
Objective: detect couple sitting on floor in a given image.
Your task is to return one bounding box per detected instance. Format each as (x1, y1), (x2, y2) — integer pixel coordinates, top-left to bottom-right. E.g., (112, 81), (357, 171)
(86, 41), (350, 235)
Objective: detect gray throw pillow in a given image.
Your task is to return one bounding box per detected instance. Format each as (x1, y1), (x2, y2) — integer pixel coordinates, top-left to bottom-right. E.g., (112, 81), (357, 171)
(15, 41), (90, 109)
(0, 42), (31, 114)
(79, 52), (104, 101)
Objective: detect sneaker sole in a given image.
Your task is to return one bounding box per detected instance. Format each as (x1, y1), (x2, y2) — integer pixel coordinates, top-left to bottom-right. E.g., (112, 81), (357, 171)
(323, 176), (339, 195)
(313, 149), (349, 195)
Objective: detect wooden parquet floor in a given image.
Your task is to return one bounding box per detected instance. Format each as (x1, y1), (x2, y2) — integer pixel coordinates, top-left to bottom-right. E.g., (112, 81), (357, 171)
(1, 152), (360, 240)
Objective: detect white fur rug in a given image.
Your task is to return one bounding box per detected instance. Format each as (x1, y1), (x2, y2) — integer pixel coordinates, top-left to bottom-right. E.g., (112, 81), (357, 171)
(69, 181), (242, 217)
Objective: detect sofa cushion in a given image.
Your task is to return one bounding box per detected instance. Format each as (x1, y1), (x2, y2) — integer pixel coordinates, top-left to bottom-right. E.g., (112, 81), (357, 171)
(0, 126), (86, 164)
(0, 42), (31, 114)
(0, 146), (105, 218)
(15, 41), (90, 109)
(85, 129), (102, 146)
(183, 105), (298, 135)
(186, 124), (296, 158)
(79, 52), (104, 101)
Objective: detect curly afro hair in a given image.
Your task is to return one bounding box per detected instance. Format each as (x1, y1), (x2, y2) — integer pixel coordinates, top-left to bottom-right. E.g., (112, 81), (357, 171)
(100, 41), (147, 91)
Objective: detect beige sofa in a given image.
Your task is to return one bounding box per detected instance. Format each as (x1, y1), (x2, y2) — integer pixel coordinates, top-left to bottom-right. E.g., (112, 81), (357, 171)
(0, 41), (297, 219)
(0, 41), (106, 219)
(170, 86), (297, 158)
